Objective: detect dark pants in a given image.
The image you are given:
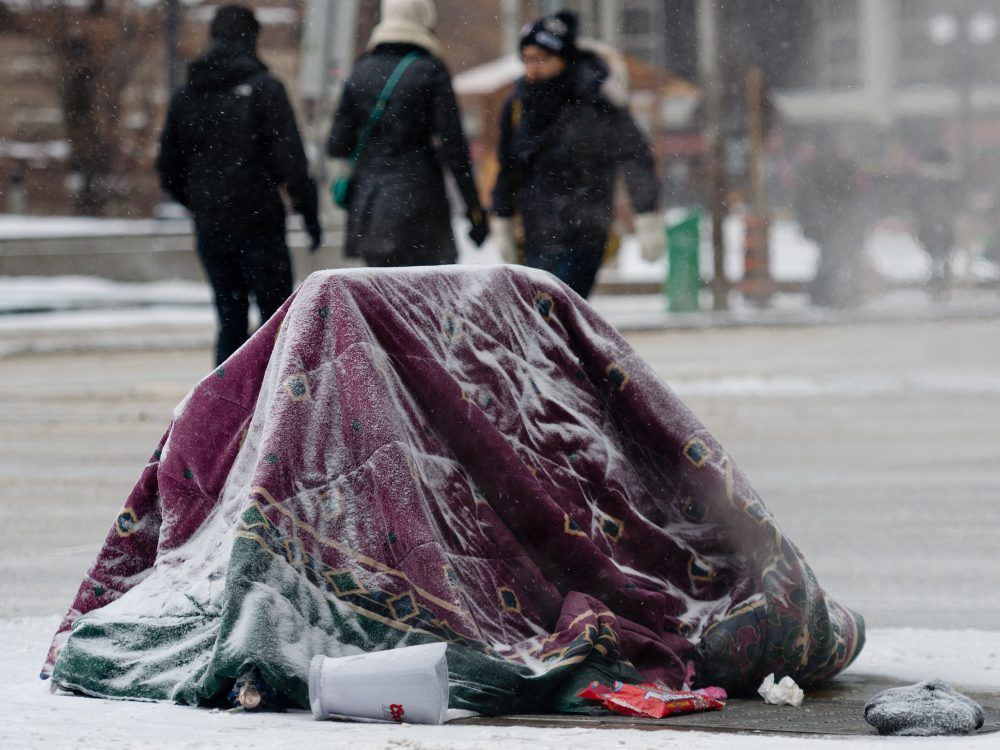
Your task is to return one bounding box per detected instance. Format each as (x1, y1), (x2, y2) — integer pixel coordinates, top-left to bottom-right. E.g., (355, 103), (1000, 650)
(808, 223), (863, 309)
(918, 226), (954, 302)
(525, 233), (606, 299)
(196, 225), (293, 365)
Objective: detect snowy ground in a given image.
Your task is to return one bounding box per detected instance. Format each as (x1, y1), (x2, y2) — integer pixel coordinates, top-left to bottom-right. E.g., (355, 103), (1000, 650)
(1, 617), (997, 750)
(0, 215), (188, 240)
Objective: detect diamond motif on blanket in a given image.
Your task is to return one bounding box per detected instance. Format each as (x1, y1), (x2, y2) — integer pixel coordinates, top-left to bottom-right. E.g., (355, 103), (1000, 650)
(388, 591), (419, 622)
(598, 513), (624, 543)
(534, 293), (554, 320)
(115, 509), (139, 537)
(498, 587), (521, 613)
(325, 569), (366, 597)
(564, 514), (587, 538)
(684, 438), (712, 467)
(284, 373), (311, 401)
(605, 363), (630, 391)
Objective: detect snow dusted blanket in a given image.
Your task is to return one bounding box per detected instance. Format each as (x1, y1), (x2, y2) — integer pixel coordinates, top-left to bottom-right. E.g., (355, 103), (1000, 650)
(45, 266), (863, 712)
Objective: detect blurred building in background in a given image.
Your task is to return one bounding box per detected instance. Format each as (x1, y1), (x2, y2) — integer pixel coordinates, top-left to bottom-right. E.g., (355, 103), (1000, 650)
(674, 0), (1000, 212)
(4, 0), (1000, 222)
(0, 0), (304, 218)
(0, 0), (680, 218)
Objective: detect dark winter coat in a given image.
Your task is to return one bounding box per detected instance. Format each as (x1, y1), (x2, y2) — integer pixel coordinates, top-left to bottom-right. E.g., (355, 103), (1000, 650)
(794, 151), (860, 246)
(157, 40), (319, 235)
(794, 150), (866, 308)
(328, 43), (482, 264)
(912, 175), (957, 259)
(492, 52), (659, 255)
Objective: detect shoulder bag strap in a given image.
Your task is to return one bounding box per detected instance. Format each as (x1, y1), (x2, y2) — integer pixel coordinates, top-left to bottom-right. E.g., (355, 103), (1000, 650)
(348, 51), (421, 165)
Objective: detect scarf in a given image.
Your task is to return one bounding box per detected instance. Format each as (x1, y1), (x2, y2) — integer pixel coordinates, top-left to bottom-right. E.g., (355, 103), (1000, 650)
(509, 70), (574, 164)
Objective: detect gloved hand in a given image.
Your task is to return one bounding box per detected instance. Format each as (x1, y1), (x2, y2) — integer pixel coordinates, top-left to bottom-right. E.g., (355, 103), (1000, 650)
(492, 216), (518, 264)
(467, 208), (490, 247)
(304, 215), (323, 252)
(329, 158), (353, 210)
(635, 212), (666, 263)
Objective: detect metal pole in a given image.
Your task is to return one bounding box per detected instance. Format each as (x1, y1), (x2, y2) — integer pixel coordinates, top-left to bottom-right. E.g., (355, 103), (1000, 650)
(165, 0), (180, 92)
(743, 65), (772, 306)
(299, 0), (333, 102)
(536, 0), (563, 17)
(956, 10), (973, 198)
(502, 0), (521, 55)
(697, 0), (728, 310)
(298, 0), (359, 263)
(598, 1), (621, 49)
(958, 69), (972, 191)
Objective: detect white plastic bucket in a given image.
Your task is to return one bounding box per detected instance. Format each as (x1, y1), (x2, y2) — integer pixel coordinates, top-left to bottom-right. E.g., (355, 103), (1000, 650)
(308, 642), (449, 724)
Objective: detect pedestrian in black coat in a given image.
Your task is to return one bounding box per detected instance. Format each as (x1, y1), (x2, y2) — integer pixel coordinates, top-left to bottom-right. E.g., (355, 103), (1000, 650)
(491, 12), (665, 299)
(157, 4), (321, 365)
(327, 0), (489, 266)
(794, 141), (865, 308)
(912, 154), (959, 302)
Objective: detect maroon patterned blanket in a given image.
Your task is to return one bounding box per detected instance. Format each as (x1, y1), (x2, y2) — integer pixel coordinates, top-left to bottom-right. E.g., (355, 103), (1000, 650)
(45, 266), (863, 712)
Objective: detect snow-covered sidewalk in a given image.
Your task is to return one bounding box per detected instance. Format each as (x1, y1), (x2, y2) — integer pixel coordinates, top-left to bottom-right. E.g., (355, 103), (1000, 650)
(1, 615), (997, 749)
(2, 216), (998, 748)
(1, 213), (997, 328)
(3, 279), (999, 359)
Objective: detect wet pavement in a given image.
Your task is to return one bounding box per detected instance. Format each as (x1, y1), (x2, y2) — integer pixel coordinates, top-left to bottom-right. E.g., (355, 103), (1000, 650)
(455, 674), (1000, 735)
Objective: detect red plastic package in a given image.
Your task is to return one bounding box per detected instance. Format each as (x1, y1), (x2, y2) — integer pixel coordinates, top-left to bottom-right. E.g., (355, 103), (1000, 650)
(577, 681), (726, 719)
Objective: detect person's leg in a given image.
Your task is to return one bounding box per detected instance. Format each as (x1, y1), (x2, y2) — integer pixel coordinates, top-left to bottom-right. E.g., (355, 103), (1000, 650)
(558, 238), (606, 299)
(525, 235), (606, 299)
(921, 228), (953, 302)
(196, 228), (250, 365)
(242, 228), (294, 327)
(928, 253), (950, 301)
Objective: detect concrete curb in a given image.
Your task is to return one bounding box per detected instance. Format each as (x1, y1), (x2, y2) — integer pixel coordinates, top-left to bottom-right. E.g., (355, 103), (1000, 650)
(2, 290), (998, 359)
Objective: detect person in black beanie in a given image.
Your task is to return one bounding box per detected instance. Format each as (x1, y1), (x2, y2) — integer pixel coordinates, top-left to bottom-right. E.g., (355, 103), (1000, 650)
(491, 11), (665, 299)
(157, 4), (322, 365)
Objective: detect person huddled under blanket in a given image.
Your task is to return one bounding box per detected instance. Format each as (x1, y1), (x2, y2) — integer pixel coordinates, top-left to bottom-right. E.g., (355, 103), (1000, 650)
(44, 264), (864, 714)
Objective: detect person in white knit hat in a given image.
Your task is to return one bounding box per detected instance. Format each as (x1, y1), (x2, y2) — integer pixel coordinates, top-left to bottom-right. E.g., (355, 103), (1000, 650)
(367, 0), (440, 57)
(328, 0), (489, 266)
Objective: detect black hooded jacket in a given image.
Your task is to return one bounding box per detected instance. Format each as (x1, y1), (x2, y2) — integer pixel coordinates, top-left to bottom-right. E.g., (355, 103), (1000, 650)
(157, 40), (318, 235)
(492, 51), (659, 254)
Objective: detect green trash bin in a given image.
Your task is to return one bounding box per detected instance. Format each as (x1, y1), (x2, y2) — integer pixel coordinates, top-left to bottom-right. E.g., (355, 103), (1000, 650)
(665, 213), (701, 312)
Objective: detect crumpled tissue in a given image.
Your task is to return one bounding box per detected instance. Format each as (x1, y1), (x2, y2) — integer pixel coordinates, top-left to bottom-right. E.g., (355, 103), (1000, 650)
(757, 673), (805, 707)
